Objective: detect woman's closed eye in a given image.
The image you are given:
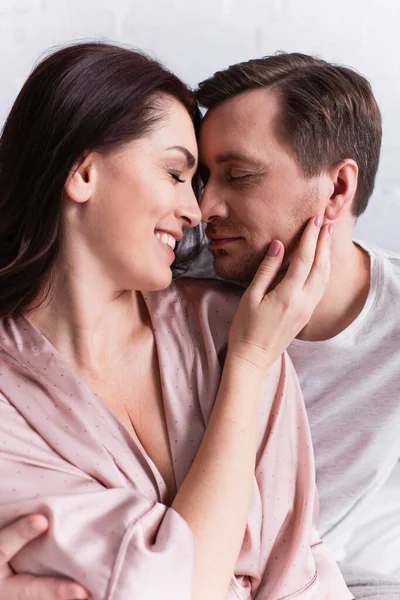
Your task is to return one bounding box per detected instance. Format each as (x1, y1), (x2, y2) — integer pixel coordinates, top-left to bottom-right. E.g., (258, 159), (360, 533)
(168, 170), (186, 184)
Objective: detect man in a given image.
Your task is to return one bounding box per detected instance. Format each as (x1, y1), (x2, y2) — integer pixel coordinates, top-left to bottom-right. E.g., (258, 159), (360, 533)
(195, 52), (400, 596)
(1, 53), (400, 599)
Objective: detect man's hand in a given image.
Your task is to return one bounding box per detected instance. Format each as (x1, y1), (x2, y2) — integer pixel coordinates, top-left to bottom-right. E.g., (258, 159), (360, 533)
(0, 514), (89, 599)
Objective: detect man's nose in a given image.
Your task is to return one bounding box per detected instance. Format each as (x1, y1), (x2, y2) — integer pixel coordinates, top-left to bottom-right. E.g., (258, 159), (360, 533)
(199, 183), (230, 222)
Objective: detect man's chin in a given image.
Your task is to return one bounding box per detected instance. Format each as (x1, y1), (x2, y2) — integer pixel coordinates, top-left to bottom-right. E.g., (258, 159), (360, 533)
(213, 252), (260, 284)
(210, 218), (308, 289)
(213, 253), (290, 291)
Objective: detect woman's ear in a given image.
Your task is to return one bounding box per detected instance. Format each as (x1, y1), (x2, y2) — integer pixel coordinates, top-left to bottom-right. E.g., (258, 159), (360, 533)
(64, 152), (97, 204)
(324, 159), (358, 221)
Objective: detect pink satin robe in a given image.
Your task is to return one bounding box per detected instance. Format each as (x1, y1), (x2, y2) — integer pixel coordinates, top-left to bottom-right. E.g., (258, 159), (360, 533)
(0, 279), (352, 600)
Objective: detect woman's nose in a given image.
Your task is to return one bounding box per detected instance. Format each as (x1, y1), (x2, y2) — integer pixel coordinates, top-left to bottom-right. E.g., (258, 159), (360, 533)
(178, 188), (202, 228)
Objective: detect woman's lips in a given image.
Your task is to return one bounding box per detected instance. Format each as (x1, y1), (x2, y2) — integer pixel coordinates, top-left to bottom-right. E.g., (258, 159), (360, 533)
(154, 233), (176, 263)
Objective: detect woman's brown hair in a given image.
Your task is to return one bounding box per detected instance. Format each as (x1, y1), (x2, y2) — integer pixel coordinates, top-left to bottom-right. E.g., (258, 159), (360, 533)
(0, 42), (200, 318)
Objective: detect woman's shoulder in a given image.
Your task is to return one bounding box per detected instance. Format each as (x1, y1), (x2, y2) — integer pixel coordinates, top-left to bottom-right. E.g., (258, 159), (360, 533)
(145, 278), (243, 344)
(174, 277), (243, 313)
(173, 278), (243, 360)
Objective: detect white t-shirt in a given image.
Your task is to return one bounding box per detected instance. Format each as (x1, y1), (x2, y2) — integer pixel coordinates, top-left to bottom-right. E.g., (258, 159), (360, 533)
(287, 242), (400, 576)
(185, 240), (400, 577)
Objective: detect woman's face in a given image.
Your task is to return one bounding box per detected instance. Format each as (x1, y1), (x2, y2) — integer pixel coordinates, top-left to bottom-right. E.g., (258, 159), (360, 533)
(64, 96), (200, 292)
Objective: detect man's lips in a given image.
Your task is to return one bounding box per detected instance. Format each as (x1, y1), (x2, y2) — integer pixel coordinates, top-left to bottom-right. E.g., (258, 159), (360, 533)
(206, 234), (244, 249)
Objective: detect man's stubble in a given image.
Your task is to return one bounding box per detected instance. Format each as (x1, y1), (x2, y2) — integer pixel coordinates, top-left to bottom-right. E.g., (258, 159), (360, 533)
(210, 218), (308, 290)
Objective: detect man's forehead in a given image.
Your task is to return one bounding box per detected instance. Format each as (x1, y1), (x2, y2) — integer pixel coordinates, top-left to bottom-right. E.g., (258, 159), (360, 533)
(199, 88), (280, 164)
(203, 87), (279, 129)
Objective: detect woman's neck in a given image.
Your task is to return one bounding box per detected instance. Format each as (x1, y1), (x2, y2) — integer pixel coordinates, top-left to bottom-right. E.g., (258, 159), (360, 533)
(26, 257), (150, 373)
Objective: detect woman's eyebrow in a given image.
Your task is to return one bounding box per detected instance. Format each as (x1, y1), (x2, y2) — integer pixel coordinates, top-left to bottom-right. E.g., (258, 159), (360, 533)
(166, 146), (197, 169)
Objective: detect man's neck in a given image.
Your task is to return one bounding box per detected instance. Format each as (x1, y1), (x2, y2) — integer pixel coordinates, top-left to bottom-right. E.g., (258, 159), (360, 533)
(297, 239), (371, 342)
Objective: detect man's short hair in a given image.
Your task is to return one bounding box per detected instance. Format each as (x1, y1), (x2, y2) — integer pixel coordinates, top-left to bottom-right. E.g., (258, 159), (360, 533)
(196, 53), (382, 217)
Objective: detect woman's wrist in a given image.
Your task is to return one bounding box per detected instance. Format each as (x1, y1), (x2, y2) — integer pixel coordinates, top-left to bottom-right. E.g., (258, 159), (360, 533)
(221, 350), (268, 407)
(225, 343), (275, 380)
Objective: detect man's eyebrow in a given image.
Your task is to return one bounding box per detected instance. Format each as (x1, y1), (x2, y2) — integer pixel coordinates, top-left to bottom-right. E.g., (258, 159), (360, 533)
(166, 146), (197, 169)
(215, 152), (263, 168)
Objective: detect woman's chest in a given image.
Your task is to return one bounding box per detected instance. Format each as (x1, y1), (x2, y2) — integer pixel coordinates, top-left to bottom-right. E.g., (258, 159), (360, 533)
(84, 356), (178, 503)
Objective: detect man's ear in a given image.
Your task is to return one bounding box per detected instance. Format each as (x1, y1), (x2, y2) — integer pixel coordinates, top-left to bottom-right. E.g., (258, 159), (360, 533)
(64, 152), (97, 204)
(324, 159), (358, 221)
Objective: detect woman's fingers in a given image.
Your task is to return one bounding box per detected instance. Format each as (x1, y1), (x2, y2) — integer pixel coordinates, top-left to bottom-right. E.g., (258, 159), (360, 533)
(246, 239), (284, 299)
(273, 217), (333, 310)
(245, 215), (332, 302)
(0, 515), (48, 567)
(282, 216), (324, 290)
(303, 223), (333, 301)
(2, 575), (89, 600)
(227, 214), (333, 372)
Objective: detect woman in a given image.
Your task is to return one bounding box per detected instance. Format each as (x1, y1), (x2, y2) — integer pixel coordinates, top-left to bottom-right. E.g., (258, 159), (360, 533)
(0, 42), (350, 600)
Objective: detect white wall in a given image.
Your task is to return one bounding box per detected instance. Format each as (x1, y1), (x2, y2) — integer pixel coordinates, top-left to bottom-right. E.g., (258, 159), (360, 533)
(1, 0), (399, 250)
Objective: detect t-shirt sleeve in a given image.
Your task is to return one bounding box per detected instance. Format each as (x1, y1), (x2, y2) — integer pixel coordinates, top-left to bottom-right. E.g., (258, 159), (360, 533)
(0, 392), (194, 600)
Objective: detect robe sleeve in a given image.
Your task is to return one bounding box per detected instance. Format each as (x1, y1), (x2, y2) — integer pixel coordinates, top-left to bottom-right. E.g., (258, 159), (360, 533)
(162, 280), (352, 600)
(0, 392), (194, 600)
(231, 354), (353, 600)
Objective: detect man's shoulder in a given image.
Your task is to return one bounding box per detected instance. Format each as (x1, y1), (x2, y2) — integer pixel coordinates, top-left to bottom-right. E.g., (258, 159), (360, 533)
(357, 239), (400, 264)
(356, 240), (400, 287)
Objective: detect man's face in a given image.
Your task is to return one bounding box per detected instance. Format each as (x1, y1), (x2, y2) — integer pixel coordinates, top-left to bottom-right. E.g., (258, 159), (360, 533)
(199, 88), (327, 282)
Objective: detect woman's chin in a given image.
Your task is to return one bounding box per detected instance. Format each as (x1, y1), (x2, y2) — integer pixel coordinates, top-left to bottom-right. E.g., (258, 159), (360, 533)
(139, 269), (173, 292)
